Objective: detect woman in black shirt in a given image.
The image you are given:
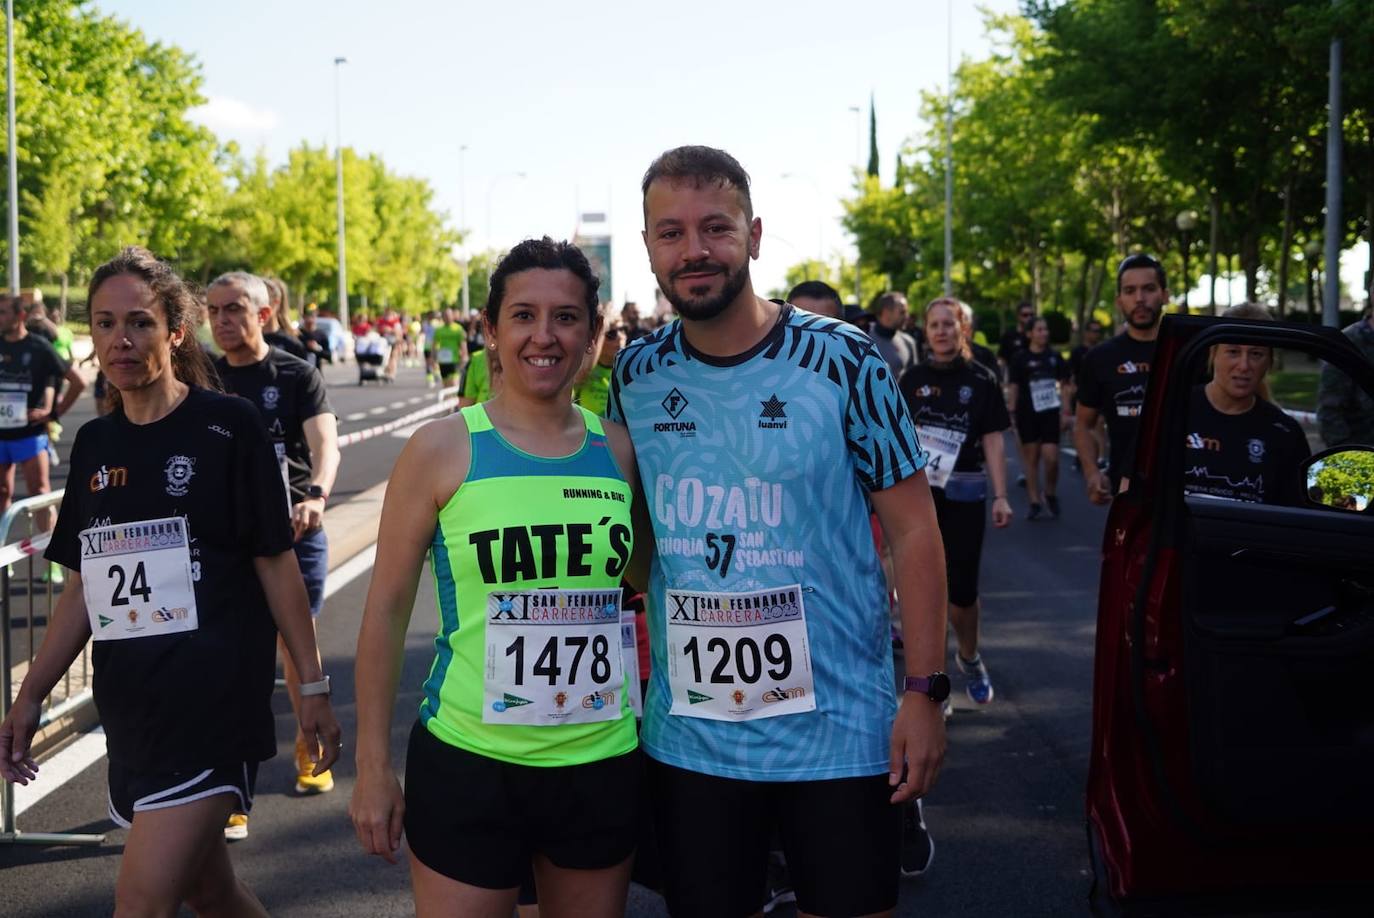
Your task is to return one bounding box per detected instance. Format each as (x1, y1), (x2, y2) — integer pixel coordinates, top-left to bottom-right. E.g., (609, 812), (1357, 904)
(0, 248), (340, 915)
(1008, 316), (1072, 519)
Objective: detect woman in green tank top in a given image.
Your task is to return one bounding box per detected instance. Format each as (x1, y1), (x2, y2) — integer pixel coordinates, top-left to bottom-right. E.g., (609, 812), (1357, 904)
(351, 238), (645, 915)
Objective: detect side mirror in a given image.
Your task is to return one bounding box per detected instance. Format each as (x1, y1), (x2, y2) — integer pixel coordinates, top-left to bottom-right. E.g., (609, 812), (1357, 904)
(1304, 446), (1374, 513)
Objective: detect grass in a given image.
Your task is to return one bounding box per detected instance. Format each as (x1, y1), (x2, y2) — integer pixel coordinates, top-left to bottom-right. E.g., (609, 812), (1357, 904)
(1270, 369), (1319, 411)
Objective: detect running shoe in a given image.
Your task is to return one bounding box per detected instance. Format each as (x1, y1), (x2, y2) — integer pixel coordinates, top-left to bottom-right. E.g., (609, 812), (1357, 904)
(941, 697), (953, 721)
(900, 799), (935, 877)
(1026, 502), (1043, 521)
(958, 654), (995, 705)
(1045, 494), (1061, 518)
(1016, 473), (1027, 488)
(294, 737), (335, 794)
(224, 813), (249, 841)
(762, 851), (796, 913)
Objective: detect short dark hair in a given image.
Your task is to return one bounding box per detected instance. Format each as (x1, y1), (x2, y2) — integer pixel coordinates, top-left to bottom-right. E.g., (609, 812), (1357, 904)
(485, 237), (600, 328)
(870, 291), (907, 315)
(641, 146), (752, 220)
(787, 280), (841, 309)
(1116, 253), (1167, 292)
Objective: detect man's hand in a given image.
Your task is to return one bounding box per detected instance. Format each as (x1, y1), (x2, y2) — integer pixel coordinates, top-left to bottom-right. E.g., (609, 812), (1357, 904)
(1086, 469), (1113, 505)
(292, 497), (326, 540)
(26, 408), (49, 425)
(297, 694), (342, 777)
(991, 496), (1013, 528)
(889, 692), (946, 803)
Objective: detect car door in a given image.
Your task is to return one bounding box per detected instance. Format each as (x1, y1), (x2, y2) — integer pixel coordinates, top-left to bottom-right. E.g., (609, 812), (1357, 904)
(1087, 315), (1374, 908)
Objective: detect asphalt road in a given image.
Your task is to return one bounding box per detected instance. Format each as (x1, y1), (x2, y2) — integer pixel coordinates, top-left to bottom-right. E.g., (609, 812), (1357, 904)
(2, 384), (1111, 916)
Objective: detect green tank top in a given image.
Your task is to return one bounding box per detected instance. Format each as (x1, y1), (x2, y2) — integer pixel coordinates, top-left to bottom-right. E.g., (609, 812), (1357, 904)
(420, 404), (637, 766)
(432, 324), (465, 365)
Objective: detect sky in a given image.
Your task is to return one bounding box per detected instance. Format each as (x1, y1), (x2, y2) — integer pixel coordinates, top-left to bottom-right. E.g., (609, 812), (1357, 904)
(97, 0), (1367, 311)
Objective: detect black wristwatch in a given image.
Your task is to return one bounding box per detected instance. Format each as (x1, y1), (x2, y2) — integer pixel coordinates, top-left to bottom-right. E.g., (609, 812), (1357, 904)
(305, 485), (327, 502)
(903, 673), (951, 702)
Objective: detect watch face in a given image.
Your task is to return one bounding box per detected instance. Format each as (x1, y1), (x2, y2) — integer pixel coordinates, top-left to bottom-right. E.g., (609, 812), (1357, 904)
(929, 672), (951, 702)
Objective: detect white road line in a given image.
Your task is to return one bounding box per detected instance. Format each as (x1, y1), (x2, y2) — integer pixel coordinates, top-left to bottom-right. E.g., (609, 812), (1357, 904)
(13, 728), (107, 817)
(13, 544), (381, 819)
(407, 396), (424, 405)
(368, 405), (387, 415)
(389, 421), (428, 440)
(388, 400), (407, 410)
(344, 411), (368, 422)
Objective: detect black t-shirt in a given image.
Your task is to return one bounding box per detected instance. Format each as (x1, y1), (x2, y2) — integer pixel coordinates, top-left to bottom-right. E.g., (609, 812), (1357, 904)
(0, 334), (69, 439)
(1068, 343), (1091, 381)
(45, 388), (294, 771)
(264, 330), (308, 361)
(300, 328), (332, 367)
(1076, 333), (1156, 482)
(970, 342), (1000, 382)
(899, 358), (1010, 475)
(215, 348), (332, 502)
(1010, 348), (1071, 419)
(1183, 385), (1311, 506)
(998, 328), (1028, 363)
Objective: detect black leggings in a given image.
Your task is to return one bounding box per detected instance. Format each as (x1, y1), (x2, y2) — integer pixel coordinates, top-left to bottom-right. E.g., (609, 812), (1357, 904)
(932, 489), (987, 607)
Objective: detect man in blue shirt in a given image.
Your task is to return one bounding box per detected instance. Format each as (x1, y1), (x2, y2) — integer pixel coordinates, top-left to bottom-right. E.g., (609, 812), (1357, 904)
(609, 146), (948, 918)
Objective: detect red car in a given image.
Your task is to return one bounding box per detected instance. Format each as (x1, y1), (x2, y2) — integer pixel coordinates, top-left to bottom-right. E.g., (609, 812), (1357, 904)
(1088, 314), (1374, 912)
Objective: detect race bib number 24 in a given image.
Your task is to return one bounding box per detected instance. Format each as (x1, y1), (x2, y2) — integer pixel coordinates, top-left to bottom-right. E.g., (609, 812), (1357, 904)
(80, 516), (199, 641)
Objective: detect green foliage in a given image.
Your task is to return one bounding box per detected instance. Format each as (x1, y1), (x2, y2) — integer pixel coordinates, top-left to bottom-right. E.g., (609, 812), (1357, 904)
(1311, 450), (1374, 509)
(0, 1), (460, 314)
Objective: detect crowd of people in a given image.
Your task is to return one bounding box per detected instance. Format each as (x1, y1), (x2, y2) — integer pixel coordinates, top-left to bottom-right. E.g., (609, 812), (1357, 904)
(0, 142), (1370, 918)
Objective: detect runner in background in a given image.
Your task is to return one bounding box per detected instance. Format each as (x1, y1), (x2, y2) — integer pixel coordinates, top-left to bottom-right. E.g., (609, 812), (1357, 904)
(208, 271), (341, 838)
(1067, 318), (1105, 473)
(573, 313), (621, 416)
(350, 237), (642, 915)
(787, 280), (843, 320)
(1008, 316), (1071, 519)
(299, 307), (333, 368)
(0, 246), (340, 917)
(433, 307), (468, 391)
(263, 278), (308, 361)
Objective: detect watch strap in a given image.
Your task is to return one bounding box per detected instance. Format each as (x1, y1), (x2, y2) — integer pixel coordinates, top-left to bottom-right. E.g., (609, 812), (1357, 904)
(298, 675), (331, 696)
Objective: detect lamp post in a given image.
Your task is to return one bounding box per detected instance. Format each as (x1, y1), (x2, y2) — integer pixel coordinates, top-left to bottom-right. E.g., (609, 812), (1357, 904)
(485, 171), (527, 253)
(848, 104), (862, 307)
(1176, 209), (1198, 311)
(1304, 239), (1322, 321)
(333, 56), (348, 329)
(459, 143), (469, 314)
(780, 173), (823, 277)
(6, 0), (18, 294)
(943, 0), (954, 297)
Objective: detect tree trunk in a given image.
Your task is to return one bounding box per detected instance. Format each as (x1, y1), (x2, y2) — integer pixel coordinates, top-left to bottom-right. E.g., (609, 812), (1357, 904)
(1090, 259), (1108, 327)
(1241, 230), (1260, 303)
(1053, 255), (1066, 314)
(1367, 190), (1373, 306)
(1111, 186), (1125, 257)
(1029, 248), (1043, 311)
(1307, 265), (1316, 321)
(1276, 181), (1294, 319)
(1075, 256), (1090, 344)
(59, 273), (69, 315)
(1208, 191), (1220, 315)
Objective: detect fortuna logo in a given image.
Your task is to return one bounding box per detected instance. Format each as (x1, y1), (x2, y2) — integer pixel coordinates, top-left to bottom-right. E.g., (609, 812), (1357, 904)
(758, 394), (788, 429)
(164, 455), (196, 497)
(661, 388), (689, 419)
(89, 465), (128, 492)
(1186, 433), (1221, 451)
(261, 386), (281, 410)
(687, 689), (713, 704)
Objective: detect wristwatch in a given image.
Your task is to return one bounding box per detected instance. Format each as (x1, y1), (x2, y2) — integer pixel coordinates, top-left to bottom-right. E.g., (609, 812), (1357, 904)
(305, 485), (327, 502)
(903, 673), (951, 702)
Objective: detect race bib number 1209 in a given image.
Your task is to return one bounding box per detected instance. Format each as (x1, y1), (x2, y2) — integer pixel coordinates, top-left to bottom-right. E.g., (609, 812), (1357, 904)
(665, 584), (815, 722)
(80, 516), (199, 641)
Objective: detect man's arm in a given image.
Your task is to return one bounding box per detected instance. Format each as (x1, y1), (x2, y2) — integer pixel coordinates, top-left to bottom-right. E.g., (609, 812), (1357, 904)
(54, 365), (85, 418)
(297, 413), (340, 539)
(1074, 403), (1111, 504)
(870, 471), (947, 803)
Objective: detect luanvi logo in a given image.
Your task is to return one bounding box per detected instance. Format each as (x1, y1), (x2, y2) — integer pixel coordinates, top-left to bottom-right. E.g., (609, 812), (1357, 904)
(759, 394), (788, 430)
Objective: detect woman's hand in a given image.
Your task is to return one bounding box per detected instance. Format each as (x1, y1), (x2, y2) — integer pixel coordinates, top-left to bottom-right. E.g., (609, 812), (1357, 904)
(0, 698), (42, 784)
(349, 762), (406, 863)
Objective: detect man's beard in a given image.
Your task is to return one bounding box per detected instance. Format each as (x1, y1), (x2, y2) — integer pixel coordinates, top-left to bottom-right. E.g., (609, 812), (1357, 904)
(662, 258), (750, 321)
(1126, 304), (1162, 330)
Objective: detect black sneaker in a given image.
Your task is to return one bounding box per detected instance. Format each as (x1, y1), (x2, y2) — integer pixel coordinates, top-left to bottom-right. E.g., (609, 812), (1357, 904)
(763, 851), (796, 913)
(1045, 495), (1060, 518)
(900, 799), (935, 877)
(1027, 502), (1043, 521)
(1016, 473), (1027, 488)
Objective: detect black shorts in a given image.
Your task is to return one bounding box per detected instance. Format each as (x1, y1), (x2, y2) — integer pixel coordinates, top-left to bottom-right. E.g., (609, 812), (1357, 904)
(107, 759), (257, 829)
(403, 721), (640, 890)
(1016, 408), (1061, 445)
(438, 362), (459, 381)
(932, 488), (987, 606)
(648, 757), (900, 917)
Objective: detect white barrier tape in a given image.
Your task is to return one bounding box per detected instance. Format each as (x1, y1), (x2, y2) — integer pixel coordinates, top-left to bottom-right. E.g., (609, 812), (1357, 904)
(1285, 408), (1318, 426)
(338, 396), (459, 448)
(0, 531), (52, 569)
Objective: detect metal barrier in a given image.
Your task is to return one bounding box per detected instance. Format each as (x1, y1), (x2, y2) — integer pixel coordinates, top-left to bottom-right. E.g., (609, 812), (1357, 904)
(0, 489), (104, 845)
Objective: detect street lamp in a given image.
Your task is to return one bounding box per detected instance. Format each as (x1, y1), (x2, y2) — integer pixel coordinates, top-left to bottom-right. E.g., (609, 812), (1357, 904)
(333, 56), (349, 329)
(6, 0), (18, 294)
(1175, 209), (1198, 311)
(780, 173), (823, 276)
(848, 105), (863, 306)
(486, 171), (527, 253)
(459, 144), (469, 314)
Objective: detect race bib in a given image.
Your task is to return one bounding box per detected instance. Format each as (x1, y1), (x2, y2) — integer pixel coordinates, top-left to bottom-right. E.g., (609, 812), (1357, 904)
(80, 517), (199, 641)
(915, 424), (966, 490)
(1030, 378), (1060, 412)
(436, 347), (455, 364)
(621, 611), (643, 718)
(665, 585), (816, 722)
(483, 588), (625, 726)
(0, 390), (26, 429)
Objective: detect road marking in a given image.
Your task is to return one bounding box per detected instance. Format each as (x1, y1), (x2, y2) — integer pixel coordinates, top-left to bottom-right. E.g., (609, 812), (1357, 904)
(388, 400), (407, 410)
(368, 406), (387, 415)
(14, 545), (382, 818)
(344, 411), (368, 422)
(408, 396), (424, 405)
(12, 728), (107, 817)
(390, 421), (428, 440)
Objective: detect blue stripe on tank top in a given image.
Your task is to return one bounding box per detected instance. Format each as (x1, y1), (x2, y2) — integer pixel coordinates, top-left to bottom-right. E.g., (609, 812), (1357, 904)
(463, 429), (622, 482)
(419, 522), (461, 725)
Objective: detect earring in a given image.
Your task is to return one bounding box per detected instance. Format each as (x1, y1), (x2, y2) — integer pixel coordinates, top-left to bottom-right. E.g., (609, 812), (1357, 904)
(487, 342), (496, 349)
